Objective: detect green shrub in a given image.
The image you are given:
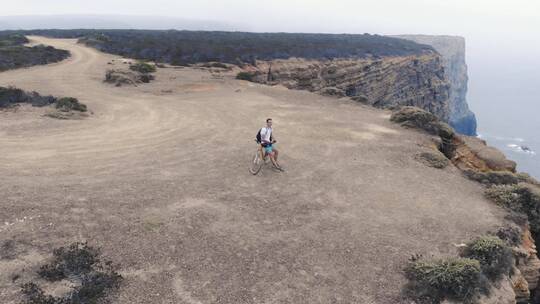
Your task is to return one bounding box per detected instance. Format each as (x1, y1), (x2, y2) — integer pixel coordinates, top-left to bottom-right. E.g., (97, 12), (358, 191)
(404, 257), (482, 302)
(129, 61), (156, 74)
(55, 97), (87, 112)
(25, 29), (435, 65)
(486, 183), (540, 237)
(0, 44), (70, 72)
(517, 172), (540, 185)
(486, 185), (521, 208)
(464, 170), (521, 186)
(390, 106), (455, 141)
(170, 57), (189, 66)
(496, 225), (522, 247)
(236, 71), (257, 81)
(461, 236), (513, 280)
(416, 151), (449, 169)
(202, 62), (229, 69)
(139, 73), (154, 83)
(0, 34), (29, 47)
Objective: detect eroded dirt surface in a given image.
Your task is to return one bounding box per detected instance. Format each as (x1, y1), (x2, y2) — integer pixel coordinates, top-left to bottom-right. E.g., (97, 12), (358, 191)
(0, 37), (507, 303)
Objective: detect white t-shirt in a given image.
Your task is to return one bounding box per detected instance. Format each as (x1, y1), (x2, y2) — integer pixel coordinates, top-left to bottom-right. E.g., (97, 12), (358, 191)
(260, 127), (272, 143)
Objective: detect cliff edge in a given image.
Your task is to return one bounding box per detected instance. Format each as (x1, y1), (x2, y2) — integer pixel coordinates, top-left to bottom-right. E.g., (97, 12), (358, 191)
(393, 35), (478, 135)
(246, 52), (451, 122)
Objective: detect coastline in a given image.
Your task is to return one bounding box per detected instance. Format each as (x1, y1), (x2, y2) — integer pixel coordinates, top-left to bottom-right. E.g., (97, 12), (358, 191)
(478, 132), (539, 179)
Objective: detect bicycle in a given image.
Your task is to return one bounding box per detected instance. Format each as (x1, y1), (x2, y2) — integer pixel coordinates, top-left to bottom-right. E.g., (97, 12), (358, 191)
(249, 140), (281, 175)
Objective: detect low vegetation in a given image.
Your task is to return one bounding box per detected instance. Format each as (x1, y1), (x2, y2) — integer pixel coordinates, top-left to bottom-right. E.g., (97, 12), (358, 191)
(105, 69), (155, 87)
(0, 86), (56, 108)
(21, 242), (122, 304)
(0, 33), (69, 71)
(404, 257), (483, 302)
(496, 224), (523, 247)
(464, 170), (539, 186)
(201, 62), (229, 69)
(3, 29), (435, 66)
(55, 97), (87, 112)
(129, 61), (156, 74)
(1, 86), (87, 118)
(236, 71), (258, 81)
(486, 183), (540, 238)
(405, 234), (514, 302)
(390, 106), (454, 140)
(415, 151), (449, 169)
(516, 172), (540, 186)
(390, 106), (456, 158)
(0, 33), (28, 47)
(460, 236), (513, 280)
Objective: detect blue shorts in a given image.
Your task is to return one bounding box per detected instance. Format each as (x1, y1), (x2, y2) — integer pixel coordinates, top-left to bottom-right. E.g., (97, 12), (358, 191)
(264, 145), (273, 154)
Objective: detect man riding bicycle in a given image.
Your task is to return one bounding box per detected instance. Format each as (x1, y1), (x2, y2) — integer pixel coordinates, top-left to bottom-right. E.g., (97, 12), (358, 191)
(256, 118), (284, 171)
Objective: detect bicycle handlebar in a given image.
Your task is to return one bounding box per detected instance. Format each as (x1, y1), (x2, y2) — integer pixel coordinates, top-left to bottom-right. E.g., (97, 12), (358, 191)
(255, 139), (276, 144)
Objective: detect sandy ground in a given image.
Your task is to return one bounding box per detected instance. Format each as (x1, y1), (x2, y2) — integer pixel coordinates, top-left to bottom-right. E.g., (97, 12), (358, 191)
(0, 37), (507, 303)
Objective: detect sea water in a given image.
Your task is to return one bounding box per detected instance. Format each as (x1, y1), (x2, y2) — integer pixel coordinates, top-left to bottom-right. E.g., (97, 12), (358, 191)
(468, 50), (539, 179)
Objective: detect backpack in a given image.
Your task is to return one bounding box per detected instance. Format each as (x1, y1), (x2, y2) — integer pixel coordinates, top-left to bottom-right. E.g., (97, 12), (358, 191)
(256, 129), (262, 143)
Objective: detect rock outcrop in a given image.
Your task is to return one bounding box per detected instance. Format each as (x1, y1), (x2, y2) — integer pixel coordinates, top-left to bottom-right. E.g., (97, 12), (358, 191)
(451, 136), (517, 172)
(246, 52), (451, 121)
(515, 227), (540, 299)
(390, 106), (515, 173)
(393, 35), (477, 135)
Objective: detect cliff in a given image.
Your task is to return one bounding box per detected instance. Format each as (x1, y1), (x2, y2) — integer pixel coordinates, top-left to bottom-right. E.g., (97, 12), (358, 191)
(245, 52), (451, 121)
(391, 106), (540, 304)
(393, 35), (477, 135)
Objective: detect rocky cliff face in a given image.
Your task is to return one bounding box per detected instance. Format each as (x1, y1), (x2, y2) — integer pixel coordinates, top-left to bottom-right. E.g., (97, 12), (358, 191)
(391, 106), (540, 304)
(393, 35), (477, 135)
(246, 52), (451, 121)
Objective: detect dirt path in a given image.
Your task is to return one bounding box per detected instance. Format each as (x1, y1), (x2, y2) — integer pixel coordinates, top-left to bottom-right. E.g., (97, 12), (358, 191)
(0, 37), (506, 303)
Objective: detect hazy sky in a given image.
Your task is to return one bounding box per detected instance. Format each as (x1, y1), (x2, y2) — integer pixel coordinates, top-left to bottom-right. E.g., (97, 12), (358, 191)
(2, 1), (539, 36)
(4, 1), (539, 57)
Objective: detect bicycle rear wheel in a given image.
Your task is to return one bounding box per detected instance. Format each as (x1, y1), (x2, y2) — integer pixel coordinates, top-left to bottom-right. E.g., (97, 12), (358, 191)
(249, 151), (263, 175)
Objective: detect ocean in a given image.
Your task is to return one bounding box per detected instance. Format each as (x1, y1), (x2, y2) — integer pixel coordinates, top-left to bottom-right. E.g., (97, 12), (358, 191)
(468, 49), (539, 179)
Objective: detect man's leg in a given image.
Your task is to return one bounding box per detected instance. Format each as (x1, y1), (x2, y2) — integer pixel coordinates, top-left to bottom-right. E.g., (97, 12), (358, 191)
(273, 148), (279, 161)
(259, 145), (266, 160)
(269, 152), (279, 168)
(269, 151), (284, 171)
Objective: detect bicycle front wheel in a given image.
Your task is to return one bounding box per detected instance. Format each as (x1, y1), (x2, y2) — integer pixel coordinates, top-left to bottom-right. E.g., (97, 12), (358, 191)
(249, 151), (263, 175)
